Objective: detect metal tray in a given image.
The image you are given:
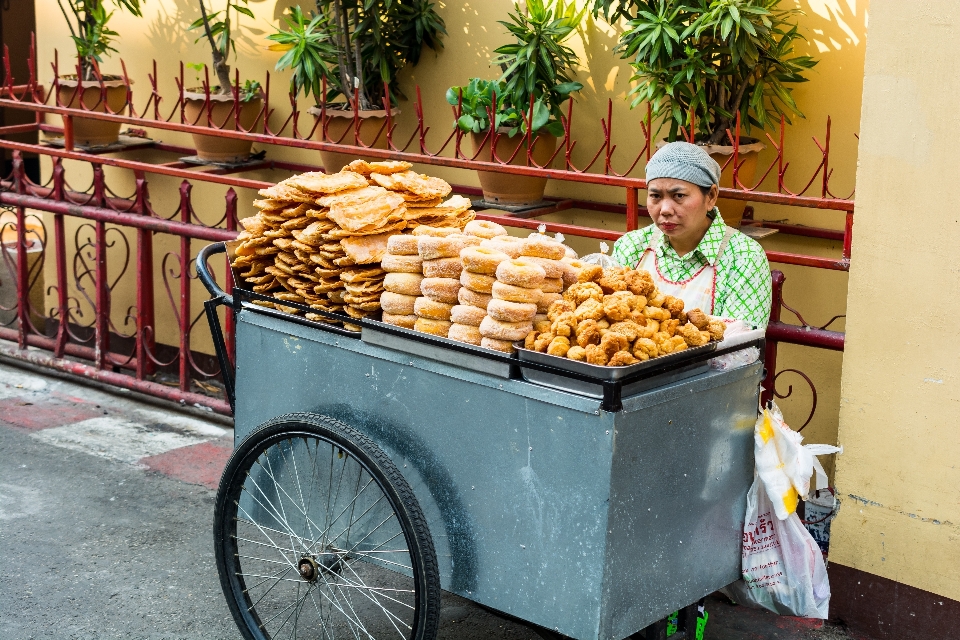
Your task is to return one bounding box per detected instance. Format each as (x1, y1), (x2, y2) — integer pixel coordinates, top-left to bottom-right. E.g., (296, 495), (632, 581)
(362, 321), (515, 379)
(514, 342), (716, 398)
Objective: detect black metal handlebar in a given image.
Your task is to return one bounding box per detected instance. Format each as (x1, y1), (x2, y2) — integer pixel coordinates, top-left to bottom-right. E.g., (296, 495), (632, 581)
(197, 241), (236, 413)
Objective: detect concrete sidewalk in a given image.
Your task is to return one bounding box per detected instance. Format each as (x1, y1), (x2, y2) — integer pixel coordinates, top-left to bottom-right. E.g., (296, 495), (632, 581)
(0, 361), (857, 640)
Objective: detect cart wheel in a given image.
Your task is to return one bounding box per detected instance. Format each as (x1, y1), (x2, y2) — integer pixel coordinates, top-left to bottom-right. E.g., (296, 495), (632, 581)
(215, 413), (441, 640)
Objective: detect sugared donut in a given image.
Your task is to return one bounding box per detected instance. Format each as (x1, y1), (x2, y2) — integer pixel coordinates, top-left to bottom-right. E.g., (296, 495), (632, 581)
(420, 277), (461, 304)
(386, 234), (419, 256)
(418, 235), (482, 260)
(414, 296), (453, 320)
(384, 272), (423, 296)
(480, 236), (524, 259)
(479, 316), (533, 341)
(464, 219), (508, 239)
(537, 292), (563, 314)
(458, 287), (493, 309)
(422, 257), (462, 279)
(412, 225), (460, 237)
(523, 256), (563, 279)
(381, 253), (423, 273)
(382, 312), (417, 329)
(491, 281), (542, 304)
(414, 317), (452, 336)
(380, 292), (417, 315)
(460, 246), (510, 275)
(487, 299), (537, 323)
(495, 258), (546, 288)
(541, 277), (563, 293)
(460, 271), (496, 294)
(450, 304), (486, 326)
(480, 336), (516, 354)
(520, 234), (566, 260)
(448, 323), (482, 345)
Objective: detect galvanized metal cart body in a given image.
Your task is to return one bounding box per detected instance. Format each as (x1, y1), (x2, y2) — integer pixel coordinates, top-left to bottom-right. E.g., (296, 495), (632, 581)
(199, 242), (763, 640)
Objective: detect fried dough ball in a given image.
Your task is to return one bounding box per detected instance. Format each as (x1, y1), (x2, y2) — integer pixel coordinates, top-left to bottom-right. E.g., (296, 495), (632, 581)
(708, 320), (726, 341)
(644, 306), (672, 322)
(648, 291), (666, 308)
(609, 351), (639, 367)
(575, 319), (602, 347)
(658, 335), (688, 354)
(537, 292), (563, 314)
(596, 319), (610, 330)
(563, 281), (604, 305)
(600, 332), (630, 358)
(566, 345), (587, 361)
(524, 331), (538, 351)
(547, 336), (571, 357)
(597, 269), (628, 294)
(638, 318), (659, 338)
(547, 299), (576, 321)
(577, 263), (603, 283)
(660, 318), (681, 337)
(625, 269), (655, 297)
(574, 298), (606, 323)
(687, 308), (710, 331)
(534, 317), (553, 333)
(602, 291), (633, 322)
(633, 338), (659, 361)
(608, 320), (642, 342)
(534, 331), (555, 353)
(551, 312), (577, 338)
(663, 295), (685, 319)
(679, 322), (710, 347)
(584, 344), (609, 366)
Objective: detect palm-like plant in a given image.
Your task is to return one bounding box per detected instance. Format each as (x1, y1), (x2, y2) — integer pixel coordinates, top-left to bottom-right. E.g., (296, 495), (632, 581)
(56, 0), (144, 81)
(592, 0), (818, 144)
(268, 0), (447, 109)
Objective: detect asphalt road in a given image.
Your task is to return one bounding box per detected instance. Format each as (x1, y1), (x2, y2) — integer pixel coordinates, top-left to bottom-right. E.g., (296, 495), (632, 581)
(0, 362), (854, 640)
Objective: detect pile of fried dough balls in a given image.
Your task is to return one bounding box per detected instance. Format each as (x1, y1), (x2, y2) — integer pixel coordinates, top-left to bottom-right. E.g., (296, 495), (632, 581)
(524, 265), (727, 366)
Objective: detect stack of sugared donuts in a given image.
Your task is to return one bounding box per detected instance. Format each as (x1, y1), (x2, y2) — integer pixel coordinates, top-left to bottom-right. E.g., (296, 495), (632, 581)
(413, 229), (482, 337)
(379, 234), (423, 328)
(442, 220), (508, 345)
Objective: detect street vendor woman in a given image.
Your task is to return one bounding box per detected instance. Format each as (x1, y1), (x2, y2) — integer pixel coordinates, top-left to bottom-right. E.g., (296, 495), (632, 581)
(612, 141), (772, 329)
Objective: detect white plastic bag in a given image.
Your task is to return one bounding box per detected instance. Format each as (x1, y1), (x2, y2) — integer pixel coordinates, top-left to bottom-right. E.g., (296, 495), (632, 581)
(709, 322), (763, 370)
(580, 241), (618, 267)
(726, 476), (832, 618)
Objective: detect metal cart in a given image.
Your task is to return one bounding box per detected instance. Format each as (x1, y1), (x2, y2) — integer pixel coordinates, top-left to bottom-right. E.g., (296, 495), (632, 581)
(198, 242), (764, 640)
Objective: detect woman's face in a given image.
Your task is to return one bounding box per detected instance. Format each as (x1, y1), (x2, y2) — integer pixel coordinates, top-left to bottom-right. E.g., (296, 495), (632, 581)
(646, 178), (719, 251)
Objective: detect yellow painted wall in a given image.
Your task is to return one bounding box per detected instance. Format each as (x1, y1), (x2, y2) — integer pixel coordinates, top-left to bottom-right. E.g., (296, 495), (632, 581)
(830, 0), (960, 600)
(32, 0), (866, 451)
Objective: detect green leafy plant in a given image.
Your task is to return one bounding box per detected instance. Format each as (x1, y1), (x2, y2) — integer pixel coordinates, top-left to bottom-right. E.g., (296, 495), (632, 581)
(591, 0), (817, 144)
(267, 0), (447, 109)
(446, 0), (584, 138)
(187, 0), (258, 98)
(55, 0), (145, 81)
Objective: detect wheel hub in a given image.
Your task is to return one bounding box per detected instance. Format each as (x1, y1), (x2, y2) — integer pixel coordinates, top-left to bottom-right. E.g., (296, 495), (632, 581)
(298, 556), (320, 582)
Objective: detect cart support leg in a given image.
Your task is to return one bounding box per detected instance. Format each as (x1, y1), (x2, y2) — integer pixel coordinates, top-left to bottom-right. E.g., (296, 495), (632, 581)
(642, 618), (668, 640)
(204, 298), (235, 414)
(601, 380), (623, 412)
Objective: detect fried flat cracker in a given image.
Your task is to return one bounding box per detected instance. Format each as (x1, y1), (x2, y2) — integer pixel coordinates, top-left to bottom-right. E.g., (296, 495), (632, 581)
(281, 216), (311, 230)
(340, 267), (385, 283)
(327, 191), (406, 232)
(306, 208), (329, 219)
(291, 240), (317, 253)
(286, 171), (368, 195)
(295, 220), (336, 245)
(404, 197), (444, 208)
(253, 198), (287, 211)
(254, 245), (280, 256)
(340, 231), (395, 265)
(240, 214), (267, 234)
(316, 185), (388, 208)
(374, 170), (452, 199)
(333, 255), (357, 267)
(263, 228), (291, 238)
(345, 159), (413, 176)
(280, 203), (310, 219)
(325, 219), (407, 238)
(258, 182), (315, 203)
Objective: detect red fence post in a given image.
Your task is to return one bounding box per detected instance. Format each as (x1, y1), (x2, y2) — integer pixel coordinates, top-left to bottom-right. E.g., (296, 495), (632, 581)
(92, 164), (109, 368)
(134, 171), (155, 379)
(178, 181), (192, 393)
(12, 151), (28, 349)
(52, 158), (69, 358)
(762, 270), (785, 407)
(224, 188), (238, 366)
(626, 187), (639, 232)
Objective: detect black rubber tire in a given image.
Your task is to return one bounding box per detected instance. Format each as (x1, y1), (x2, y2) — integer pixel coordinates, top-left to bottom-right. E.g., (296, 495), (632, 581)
(214, 412), (441, 640)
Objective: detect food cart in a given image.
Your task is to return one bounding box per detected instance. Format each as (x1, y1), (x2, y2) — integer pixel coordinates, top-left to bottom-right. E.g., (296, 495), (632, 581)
(198, 241), (764, 640)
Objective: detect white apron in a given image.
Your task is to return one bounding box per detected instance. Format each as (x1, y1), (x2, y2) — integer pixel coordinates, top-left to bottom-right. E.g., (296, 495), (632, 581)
(635, 226), (737, 315)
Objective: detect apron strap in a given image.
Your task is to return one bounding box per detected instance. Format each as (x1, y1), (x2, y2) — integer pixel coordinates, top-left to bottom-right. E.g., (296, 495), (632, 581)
(709, 226), (737, 267)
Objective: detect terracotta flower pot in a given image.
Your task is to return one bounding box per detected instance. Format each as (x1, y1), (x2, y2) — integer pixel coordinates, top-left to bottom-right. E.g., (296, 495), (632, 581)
(183, 90), (263, 163)
(656, 138), (766, 228)
(308, 106), (399, 173)
(56, 76), (129, 146)
(470, 130), (557, 206)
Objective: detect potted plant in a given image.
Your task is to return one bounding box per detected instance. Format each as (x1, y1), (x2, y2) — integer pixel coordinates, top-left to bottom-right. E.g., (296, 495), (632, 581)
(446, 0), (584, 206)
(55, 0), (144, 146)
(268, 0), (447, 172)
(593, 0), (818, 226)
(184, 0), (263, 163)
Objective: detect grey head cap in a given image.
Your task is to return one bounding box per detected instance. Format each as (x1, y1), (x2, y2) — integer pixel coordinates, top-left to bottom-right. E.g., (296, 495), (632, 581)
(645, 141), (721, 188)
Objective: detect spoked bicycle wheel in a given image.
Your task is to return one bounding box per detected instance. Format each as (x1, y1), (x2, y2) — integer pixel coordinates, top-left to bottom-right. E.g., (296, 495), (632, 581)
(214, 413), (440, 640)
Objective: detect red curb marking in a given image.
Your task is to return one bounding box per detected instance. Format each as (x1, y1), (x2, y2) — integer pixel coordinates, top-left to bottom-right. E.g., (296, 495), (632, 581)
(140, 437), (233, 490)
(0, 397), (105, 430)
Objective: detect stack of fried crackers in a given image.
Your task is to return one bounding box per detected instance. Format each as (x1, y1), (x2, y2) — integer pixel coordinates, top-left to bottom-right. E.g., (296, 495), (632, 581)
(230, 159), (476, 330)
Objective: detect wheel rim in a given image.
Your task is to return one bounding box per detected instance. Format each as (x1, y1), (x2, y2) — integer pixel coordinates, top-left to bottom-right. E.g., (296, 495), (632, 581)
(223, 433), (421, 639)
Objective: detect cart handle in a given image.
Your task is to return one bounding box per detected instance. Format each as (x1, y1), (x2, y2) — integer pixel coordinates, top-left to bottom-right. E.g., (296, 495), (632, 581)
(197, 241), (236, 413)
(197, 241), (234, 307)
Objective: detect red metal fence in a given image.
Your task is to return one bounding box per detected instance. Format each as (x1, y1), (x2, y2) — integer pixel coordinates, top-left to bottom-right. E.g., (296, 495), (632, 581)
(0, 45), (848, 419)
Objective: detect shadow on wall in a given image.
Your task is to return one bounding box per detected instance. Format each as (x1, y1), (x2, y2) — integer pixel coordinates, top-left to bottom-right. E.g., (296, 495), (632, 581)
(146, 0), (271, 66)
